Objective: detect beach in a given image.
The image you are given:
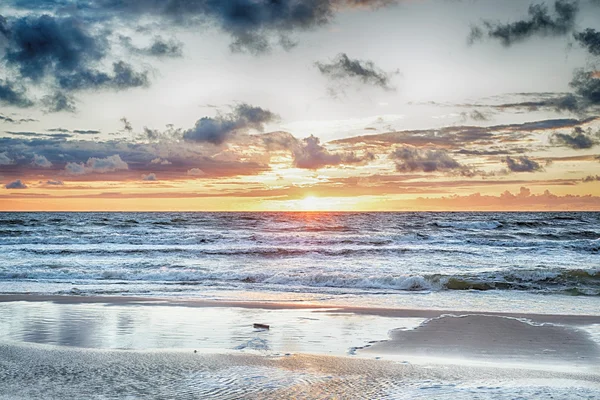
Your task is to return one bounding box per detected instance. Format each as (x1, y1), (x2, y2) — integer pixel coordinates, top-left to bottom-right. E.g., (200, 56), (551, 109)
(0, 295), (599, 399)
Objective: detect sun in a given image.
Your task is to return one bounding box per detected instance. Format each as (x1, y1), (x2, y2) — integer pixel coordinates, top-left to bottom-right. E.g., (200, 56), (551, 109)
(297, 196), (331, 211)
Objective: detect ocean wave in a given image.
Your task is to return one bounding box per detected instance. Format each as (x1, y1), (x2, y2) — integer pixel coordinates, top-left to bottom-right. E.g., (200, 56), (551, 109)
(436, 268), (600, 295)
(433, 221), (503, 230)
(1, 267), (598, 295)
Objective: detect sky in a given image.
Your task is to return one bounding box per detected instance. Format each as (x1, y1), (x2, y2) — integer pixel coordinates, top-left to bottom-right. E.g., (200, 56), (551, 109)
(0, 0), (599, 211)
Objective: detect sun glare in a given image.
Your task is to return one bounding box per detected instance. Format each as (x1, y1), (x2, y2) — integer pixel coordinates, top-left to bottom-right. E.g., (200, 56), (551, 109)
(296, 196), (335, 211)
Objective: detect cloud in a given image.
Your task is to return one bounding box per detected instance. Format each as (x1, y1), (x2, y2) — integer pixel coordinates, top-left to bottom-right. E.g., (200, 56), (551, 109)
(469, 0), (579, 46)
(65, 154), (129, 175)
(120, 117), (133, 133)
(334, 117), (590, 153)
(41, 92), (77, 113)
(0, 79), (33, 108)
(390, 146), (471, 174)
(0, 152), (13, 165)
(120, 35), (183, 58)
(491, 94), (581, 113)
(183, 104), (278, 144)
(45, 179), (64, 185)
(151, 157), (172, 165)
(315, 53), (396, 92)
(31, 154), (53, 168)
(7, 131), (72, 139)
(64, 162), (87, 176)
(569, 69), (600, 106)
(5, 179), (27, 189)
(0, 13), (149, 111)
(460, 110), (490, 122)
(57, 61), (149, 91)
(7, 0), (395, 55)
(582, 175), (600, 182)
(574, 28), (600, 56)
(292, 135), (374, 169)
(142, 173), (157, 181)
(73, 129), (101, 135)
(0, 136), (269, 179)
(551, 127), (598, 149)
(0, 114), (36, 124)
(187, 168), (206, 176)
(4, 14), (108, 82)
(503, 156), (543, 172)
(408, 187), (600, 211)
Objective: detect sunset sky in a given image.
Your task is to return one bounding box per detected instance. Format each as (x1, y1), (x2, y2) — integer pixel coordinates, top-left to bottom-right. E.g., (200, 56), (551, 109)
(1, 0), (599, 211)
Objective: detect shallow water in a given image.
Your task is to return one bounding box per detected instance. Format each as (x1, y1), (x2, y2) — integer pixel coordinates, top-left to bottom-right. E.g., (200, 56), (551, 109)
(0, 301), (423, 355)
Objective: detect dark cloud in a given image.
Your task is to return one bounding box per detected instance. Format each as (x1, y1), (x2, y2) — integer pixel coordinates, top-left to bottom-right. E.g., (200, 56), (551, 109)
(569, 69), (600, 106)
(503, 156), (543, 172)
(8, 0), (394, 54)
(120, 35), (183, 58)
(0, 114), (36, 124)
(6, 131), (72, 139)
(73, 129), (101, 135)
(259, 131), (373, 169)
(582, 174), (600, 182)
(45, 179), (64, 185)
(0, 152), (13, 165)
(41, 92), (77, 113)
(390, 146), (468, 174)
(0, 14), (149, 111)
(460, 109), (491, 122)
(183, 103), (278, 144)
(120, 117), (133, 133)
(48, 127), (71, 133)
(0, 80), (33, 108)
(493, 94), (581, 113)
(292, 135), (372, 169)
(469, 0), (579, 46)
(551, 127), (598, 149)
(334, 118), (594, 152)
(574, 28), (600, 56)
(4, 14), (108, 81)
(57, 61), (149, 91)
(428, 93), (584, 113)
(141, 173), (157, 181)
(5, 179), (27, 189)
(315, 53), (396, 91)
(0, 135), (269, 179)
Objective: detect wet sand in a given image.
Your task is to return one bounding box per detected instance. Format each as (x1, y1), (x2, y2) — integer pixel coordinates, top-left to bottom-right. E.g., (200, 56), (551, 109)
(1, 343), (599, 399)
(0, 294), (599, 398)
(362, 314), (600, 365)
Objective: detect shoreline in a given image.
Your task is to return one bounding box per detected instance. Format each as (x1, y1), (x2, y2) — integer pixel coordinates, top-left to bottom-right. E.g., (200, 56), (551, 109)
(1, 293), (600, 325)
(1, 293), (599, 397)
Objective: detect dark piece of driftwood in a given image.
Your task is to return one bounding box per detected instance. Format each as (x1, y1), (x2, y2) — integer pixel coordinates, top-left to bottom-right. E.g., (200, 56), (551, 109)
(253, 323), (270, 330)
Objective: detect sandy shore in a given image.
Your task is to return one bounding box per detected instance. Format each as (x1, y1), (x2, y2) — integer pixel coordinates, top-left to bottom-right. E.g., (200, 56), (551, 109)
(1, 343), (599, 399)
(362, 314), (600, 365)
(0, 294), (599, 398)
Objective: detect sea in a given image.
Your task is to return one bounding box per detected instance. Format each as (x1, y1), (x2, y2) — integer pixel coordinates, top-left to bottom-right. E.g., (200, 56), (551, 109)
(1, 211), (599, 314)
